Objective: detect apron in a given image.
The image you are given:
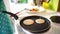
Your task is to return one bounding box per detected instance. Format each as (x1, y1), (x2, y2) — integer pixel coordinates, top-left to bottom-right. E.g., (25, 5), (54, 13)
(0, 0), (14, 34)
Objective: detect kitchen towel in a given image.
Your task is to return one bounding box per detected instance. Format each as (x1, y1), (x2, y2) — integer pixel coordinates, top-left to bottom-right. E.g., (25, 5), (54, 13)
(0, 0), (14, 34)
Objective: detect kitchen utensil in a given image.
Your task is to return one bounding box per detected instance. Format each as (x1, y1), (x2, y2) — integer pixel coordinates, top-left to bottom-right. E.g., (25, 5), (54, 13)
(20, 16), (51, 33)
(2, 11), (51, 34)
(33, 0), (42, 6)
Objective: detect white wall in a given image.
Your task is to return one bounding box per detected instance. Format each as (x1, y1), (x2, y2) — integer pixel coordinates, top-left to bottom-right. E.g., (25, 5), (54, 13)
(3, 0), (31, 14)
(3, 0), (36, 14)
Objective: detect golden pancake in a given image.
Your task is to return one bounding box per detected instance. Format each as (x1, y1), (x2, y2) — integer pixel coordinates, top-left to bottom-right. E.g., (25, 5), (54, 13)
(23, 19), (34, 25)
(36, 19), (45, 24)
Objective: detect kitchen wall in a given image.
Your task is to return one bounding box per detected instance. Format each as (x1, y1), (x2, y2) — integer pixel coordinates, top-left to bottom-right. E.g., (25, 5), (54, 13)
(3, 0), (34, 14)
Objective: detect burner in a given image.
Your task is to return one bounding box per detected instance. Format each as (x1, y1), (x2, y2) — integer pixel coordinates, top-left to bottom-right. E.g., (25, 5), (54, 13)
(50, 16), (60, 23)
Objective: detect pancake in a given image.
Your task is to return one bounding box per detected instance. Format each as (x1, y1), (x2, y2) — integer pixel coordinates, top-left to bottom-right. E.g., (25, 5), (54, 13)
(23, 19), (34, 25)
(36, 19), (45, 24)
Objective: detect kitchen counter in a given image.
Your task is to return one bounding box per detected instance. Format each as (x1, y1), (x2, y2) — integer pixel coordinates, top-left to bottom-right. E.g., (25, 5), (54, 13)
(12, 10), (60, 34)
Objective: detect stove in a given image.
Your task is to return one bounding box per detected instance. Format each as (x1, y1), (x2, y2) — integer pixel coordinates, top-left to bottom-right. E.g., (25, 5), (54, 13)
(13, 12), (60, 34)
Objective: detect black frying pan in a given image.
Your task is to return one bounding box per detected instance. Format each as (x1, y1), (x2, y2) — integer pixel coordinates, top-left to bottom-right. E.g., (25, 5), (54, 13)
(20, 16), (51, 33)
(2, 11), (51, 33)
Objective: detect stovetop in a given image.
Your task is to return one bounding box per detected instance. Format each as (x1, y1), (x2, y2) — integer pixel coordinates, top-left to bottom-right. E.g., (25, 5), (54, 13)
(16, 22), (60, 34)
(12, 12), (60, 34)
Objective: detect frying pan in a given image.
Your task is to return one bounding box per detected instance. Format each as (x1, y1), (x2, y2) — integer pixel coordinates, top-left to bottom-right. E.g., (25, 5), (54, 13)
(2, 11), (51, 33)
(20, 16), (51, 33)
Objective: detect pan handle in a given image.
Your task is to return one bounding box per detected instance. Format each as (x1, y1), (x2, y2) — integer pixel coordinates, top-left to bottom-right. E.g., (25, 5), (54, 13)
(2, 11), (18, 20)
